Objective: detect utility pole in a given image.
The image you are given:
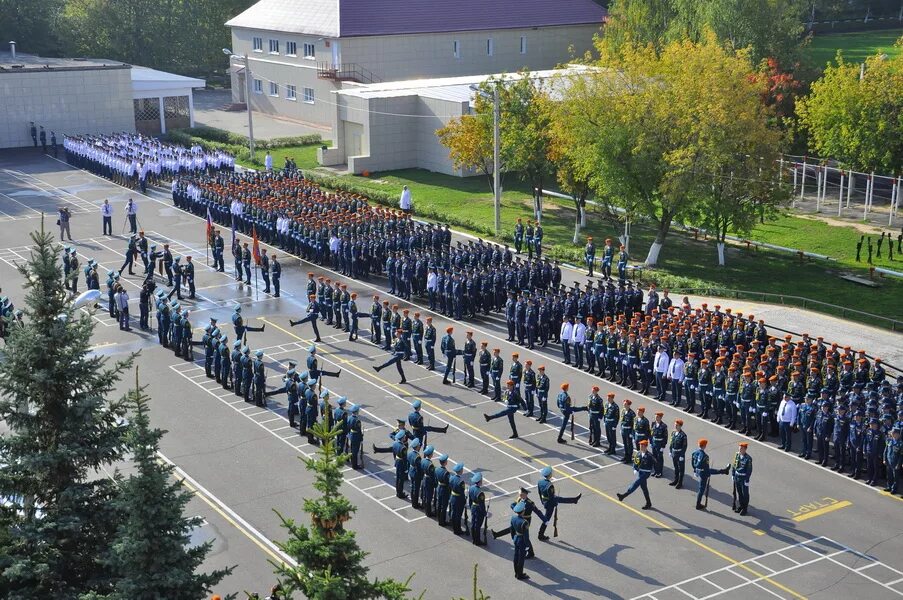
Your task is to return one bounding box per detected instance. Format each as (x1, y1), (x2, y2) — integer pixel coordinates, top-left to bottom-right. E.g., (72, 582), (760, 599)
(492, 82), (501, 236)
(244, 53), (256, 160)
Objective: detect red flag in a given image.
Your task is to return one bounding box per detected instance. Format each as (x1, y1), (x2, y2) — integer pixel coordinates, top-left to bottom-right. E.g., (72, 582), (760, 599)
(252, 225), (261, 266)
(205, 207), (213, 241)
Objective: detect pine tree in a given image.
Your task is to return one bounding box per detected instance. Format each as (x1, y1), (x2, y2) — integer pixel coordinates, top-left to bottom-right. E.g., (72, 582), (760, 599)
(99, 370), (231, 600)
(273, 422), (413, 600)
(0, 224), (135, 598)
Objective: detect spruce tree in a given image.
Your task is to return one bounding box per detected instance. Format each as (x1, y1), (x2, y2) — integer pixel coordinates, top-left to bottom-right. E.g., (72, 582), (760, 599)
(97, 371), (232, 600)
(0, 225), (135, 598)
(273, 422), (412, 600)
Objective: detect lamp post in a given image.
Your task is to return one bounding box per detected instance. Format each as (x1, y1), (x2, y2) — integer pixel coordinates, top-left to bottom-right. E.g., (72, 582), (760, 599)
(470, 82), (501, 236)
(223, 48), (255, 161)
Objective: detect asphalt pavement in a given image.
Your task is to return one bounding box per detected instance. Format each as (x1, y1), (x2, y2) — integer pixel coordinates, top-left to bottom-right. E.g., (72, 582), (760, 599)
(0, 149), (901, 600)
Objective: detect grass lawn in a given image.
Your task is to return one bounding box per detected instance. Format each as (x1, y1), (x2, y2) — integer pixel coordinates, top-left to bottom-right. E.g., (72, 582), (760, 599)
(804, 29), (903, 69)
(236, 142), (323, 171)
(323, 168), (902, 324)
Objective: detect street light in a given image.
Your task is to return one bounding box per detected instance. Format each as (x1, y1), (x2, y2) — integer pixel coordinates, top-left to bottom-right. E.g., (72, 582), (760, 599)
(223, 48), (255, 160)
(470, 82), (501, 236)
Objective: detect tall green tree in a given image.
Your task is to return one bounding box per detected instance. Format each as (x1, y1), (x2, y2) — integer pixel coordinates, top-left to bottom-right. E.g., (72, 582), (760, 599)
(272, 422), (412, 600)
(555, 34), (783, 266)
(796, 43), (903, 173)
(0, 224), (134, 598)
(0, 0), (67, 56)
(98, 374), (231, 600)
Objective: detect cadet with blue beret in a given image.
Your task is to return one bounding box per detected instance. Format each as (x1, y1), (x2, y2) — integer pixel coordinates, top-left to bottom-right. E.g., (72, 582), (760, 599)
(448, 463), (467, 535)
(536, 466), (581, 541)
(468, 472), (487, 546)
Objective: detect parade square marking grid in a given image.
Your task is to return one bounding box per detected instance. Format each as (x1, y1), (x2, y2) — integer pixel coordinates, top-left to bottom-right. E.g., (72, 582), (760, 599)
(0, 169), (102, 219)
(631, 536), (903, 600)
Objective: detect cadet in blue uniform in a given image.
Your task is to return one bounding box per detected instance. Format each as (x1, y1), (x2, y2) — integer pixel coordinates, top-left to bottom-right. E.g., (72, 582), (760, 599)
(289, 294), (322, 342)
(424, 316), (436, 370)
(306, 345), (340, 387)
(491, 488), (546, 559)
(731, 442), (753, 515)
(449, 463), (467, 534)
(420, 446), (436, 516)
(668, 419), (687, 488)
(392, 430), (409, 499)
(536, 466), (581, 541)
(797, 396), (816, 459)
(435, 454), (451, 526)
(408, 399), (448, 446)
(617, 439), (653, 509)
(814, 401), (834, 466)
(650, 412), (668, 477)
(535, 365), (550, 423)
(587, 386), (603, 447)
(468, 472), (487, 546)
(885, 428), (901, 494)
(620, 399), (636, 463)
(333, 396), (349, 453)
(462, 331), (477, 387)
(373, 329), (408, 384)
(556, 382), (588, 444)
(231, 305), (264, 340)
(510, 501), (531, 580)
(690, 439), (730, 510)
(484, 380), (525, 439)
(406, 438), (423, 509)
(441, 327), (459, 385)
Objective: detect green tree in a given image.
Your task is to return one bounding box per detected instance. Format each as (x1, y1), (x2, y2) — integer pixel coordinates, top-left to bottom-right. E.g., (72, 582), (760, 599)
(0, 0), (67, 56)
(98, 372), (231, 600)
(272, 421), (412, 600)
(555, 34), (783, 266)
(0, 223), (134, 598)
(796, 44), (903, 173)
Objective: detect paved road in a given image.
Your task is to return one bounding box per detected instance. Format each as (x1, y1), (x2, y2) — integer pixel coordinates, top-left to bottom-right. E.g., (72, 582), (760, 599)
(192, 89), (330, 141)
(1, 150), (902, 599)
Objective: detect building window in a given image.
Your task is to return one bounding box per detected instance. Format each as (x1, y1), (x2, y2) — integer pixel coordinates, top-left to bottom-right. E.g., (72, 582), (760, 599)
(286, 84), (297, 100)
(303, 87), (315, 104)
(303, 42), (315, 59)
(269, 39), (279, 54)
(269, 81), (279, 96)
(253, 78), (263, 94)
(487, 38), (494, 56)
(286, 41), (297, 56)
(252, 37), (263, 52)
(453, 40), (460, 59)
(520, 36), (527, 54)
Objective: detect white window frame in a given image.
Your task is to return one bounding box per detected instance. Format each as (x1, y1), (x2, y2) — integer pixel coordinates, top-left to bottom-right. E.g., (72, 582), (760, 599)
(269, 81), (279, 97)
(487, 38), (494, 56)
(303, 87), (315, 104)
(286, 84), (297, 101)
(285, 41), (297, 57)
(252, 37), (263, 52)
(253, 79), (263, 94)
(269, 39), (279, 54)
(520, 36), (527, 54)
(303, 43), (316, 59)
(453, 40), (460, 59)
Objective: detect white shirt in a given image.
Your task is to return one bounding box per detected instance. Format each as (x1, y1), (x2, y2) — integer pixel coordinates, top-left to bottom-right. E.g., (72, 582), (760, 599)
(573, 322), (586, 344)
(654, 349), (670, 373)
(116, 290), (130, 311)
(126, 202), (137, 216)
(101, 203), (113, 217)
(399, 188), (412, 210)
(264, 154), (273, 170)
(667, 357), (685, 382)
(560, 321), (573, 342)
(426, 271), (438, 291)
(777, 399), (798, 424)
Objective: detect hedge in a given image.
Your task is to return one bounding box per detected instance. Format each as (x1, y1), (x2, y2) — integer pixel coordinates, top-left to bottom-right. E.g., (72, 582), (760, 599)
(162, 126), (322, 152)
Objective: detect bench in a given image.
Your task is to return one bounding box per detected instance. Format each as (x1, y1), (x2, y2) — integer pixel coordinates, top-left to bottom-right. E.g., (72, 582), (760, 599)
(840, 274), (880, 288)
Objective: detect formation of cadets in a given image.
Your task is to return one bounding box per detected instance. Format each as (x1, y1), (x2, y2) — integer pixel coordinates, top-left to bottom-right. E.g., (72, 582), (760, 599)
(65, 133), (233, 192)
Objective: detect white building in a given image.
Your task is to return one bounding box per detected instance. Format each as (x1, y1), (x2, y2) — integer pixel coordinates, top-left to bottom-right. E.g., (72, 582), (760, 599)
(131, 66), (205, 136)
(225, 0), (606, 129)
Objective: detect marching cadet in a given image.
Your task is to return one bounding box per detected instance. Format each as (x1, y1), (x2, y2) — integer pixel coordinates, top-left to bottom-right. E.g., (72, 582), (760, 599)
(462, 331), (477, 387)
(603, 392), (620, 454)
(180, 309), (194, 361)
(588, 385), (604, 447)
(650, 412), (668, 477)
(333, 397), (349, 453)
(303, 378), (320, 444)
(232, 305), (265, 340)
(411, 312), (424, 364)
(373, 329), (408, 384)
(490, 348), (504, 401)
(420, 446), (436, 516)
(536, 365), (550, 423)
(440, 327), (458, 385)
(184, 256), (196, 299)
(468, 472), (488, 546)
(155, 290), (169, 346)
(289, 295), (322, 343)
(260, 248), (270, 294)
(162, 243), (174, 286)
(448, 463), (467, 535)
(484, 380), (525, 439)
(491, 488), (547, 560)
(407, 439), (423, 509)
(617, 439), (654, 510)
(435, 454), (451, 526)
(372, 419), (413, 454)
(668, 419), (688, 489)
(347, 293), (371, 342)
(408, 400), (449, 446)
(731, 442), (753, 515)
(285, 367), (300, 429)
(424, 316), (437, 370)
(634, 406), (651, 449)
(478, 342), (491, 394)
(173, 257), (184, 299)
(202, 325), (215, 377)
(620, 398), (636, 463)
(510, 501), (531, 580)
(271, 253), (281, 297)
(690, 439), (730, 510)
(306, 345), (340, 387)
(392, 430), (409, 499)
(369, 295), (382, 344)
(536, 466), (581, 541)
(556, 382), (588, 444)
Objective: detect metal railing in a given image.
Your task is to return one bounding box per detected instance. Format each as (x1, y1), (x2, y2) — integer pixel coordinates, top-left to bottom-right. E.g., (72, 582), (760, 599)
(316, 62), (382, 84)
(670, 287), (901, 332)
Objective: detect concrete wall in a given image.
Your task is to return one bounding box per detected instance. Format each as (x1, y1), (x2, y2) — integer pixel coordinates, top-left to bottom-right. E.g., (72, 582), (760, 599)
(0, 67), (134, 149)
(342, 24), (598, 81)
(416, 96), (467, 175)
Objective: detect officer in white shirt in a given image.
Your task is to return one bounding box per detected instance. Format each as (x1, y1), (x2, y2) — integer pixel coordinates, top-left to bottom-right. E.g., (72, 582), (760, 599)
(101, 199), (113, 235)
(777, 393), (798, 452)
(572, 319), (587, 369)
(264, 151), (273, 171)
(126, 198), (138, 234)
(654, 345), (671, 401)
(560, 317), (574, 365)
(667, 352), (686, 406)
(399, 185), (412, 214)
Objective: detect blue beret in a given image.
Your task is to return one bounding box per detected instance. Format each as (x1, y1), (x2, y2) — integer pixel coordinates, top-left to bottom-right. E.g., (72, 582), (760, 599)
(540, 466), (553, 478)
(394, 430), (407, 441)
(471, 472), (483, 483)
(453, 463), (464, 473)
(513, 501), (526, 513)
(411, 438), (421, 449)
(412, 400), (422, 409)
(308, 345), (316, 353)
(423, 445), (434, 456)
(438, 454), (448, 462)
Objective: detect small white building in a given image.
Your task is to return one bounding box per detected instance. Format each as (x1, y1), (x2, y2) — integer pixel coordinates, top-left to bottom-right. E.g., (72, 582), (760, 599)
(131, 66), (205, 135)
(318, 67), (589, 176)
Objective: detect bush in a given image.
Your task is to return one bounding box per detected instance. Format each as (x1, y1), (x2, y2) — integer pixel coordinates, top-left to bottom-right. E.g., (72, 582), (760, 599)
(170, 126), (322, 150)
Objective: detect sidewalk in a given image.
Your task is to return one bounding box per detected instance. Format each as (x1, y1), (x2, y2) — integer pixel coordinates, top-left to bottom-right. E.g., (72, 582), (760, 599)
(192, 89), (330, 141)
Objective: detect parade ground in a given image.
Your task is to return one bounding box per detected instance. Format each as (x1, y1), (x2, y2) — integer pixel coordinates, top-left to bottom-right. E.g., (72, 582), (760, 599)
(1, 149), (901, 600)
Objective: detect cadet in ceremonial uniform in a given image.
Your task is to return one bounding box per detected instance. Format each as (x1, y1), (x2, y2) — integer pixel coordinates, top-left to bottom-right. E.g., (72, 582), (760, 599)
(485, 380), (525, 439)
(449, 463), (467, 534)
(650, 412), (668, 477)
(536, 466), (581, 541)
(556, 383), (588, 444)
(731, 442), (753, 515)
(373, 329), (408, 384)
(408, 399), (448, 447)
(669, 419), (687, 488)
(617, 439), (653, 509)
(435, 454), (451, 526)
(510, 501), (531, 580)
(392, 431), (409, 499)
(468, 472), (488, 546)
(690, 439), (730, 510)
